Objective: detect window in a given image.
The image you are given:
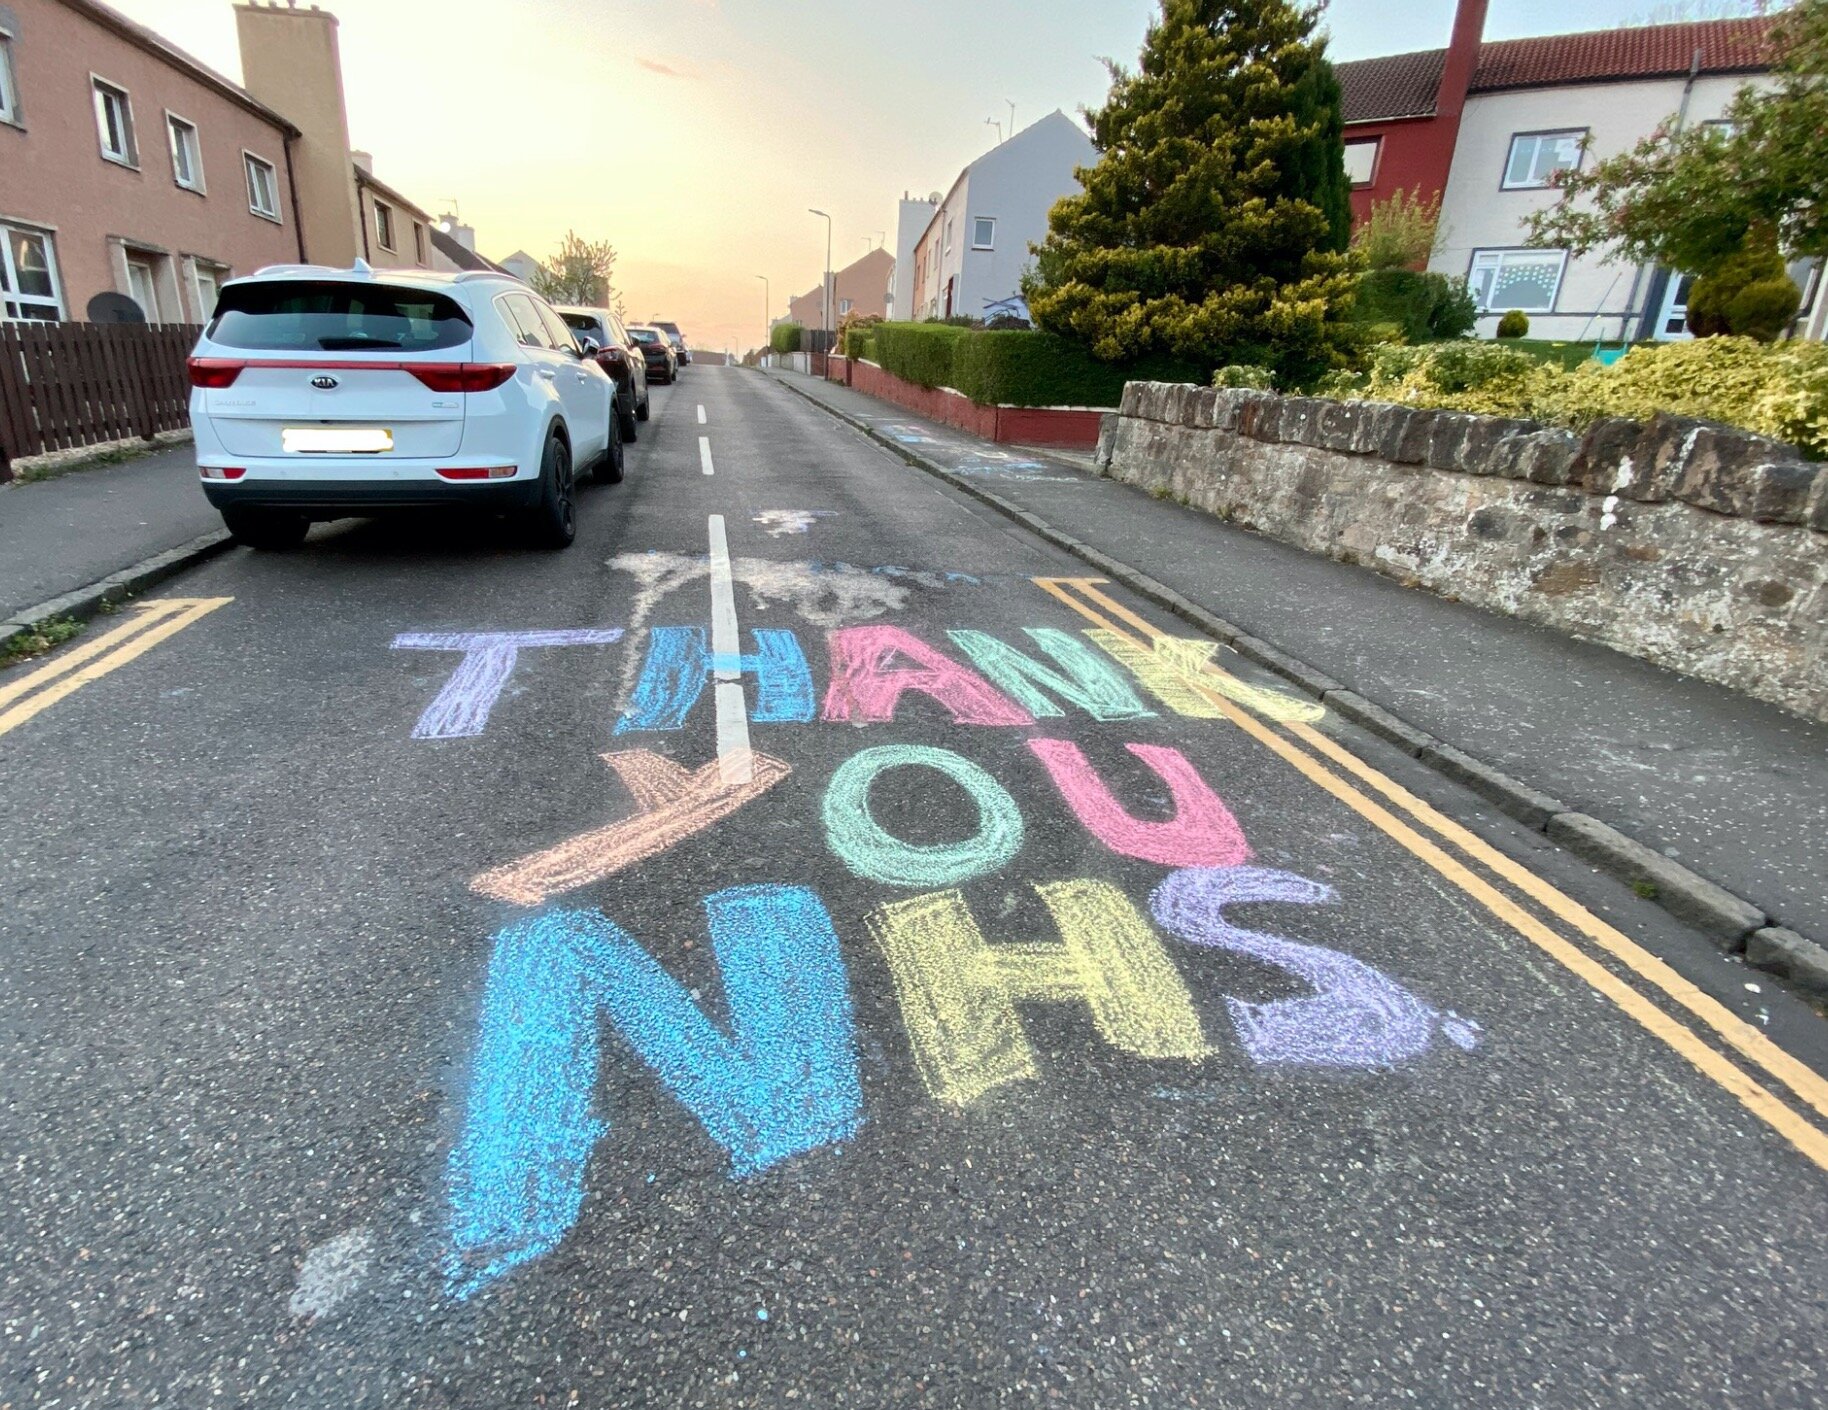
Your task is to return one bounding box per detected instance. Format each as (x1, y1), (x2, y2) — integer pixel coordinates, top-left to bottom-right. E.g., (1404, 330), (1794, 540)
(1467, 248), (1567, 314)
(1343, 139), (1379, 187)
(534, 299), (581, 352)
(500, 293), (553, 349)
(126, 257), (161, 322)
(167, 113), (203, 192)
(373, 200), (395, 251)
(92, 78), (137, 166)
(189, 259), (228, 322)
(0, 223), (63, 321)
(412, 221), (426, 265)
(245, 152), (280, 220)
(0, 32), (20, 126)
(839, 297), (853, 315)
(207, 280), (474, 351)
(1503, 130), (1584, 190)
(971, 217), (996, 250)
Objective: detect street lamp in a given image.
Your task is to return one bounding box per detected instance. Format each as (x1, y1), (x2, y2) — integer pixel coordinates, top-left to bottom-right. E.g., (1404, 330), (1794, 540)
(755, 274), (769, 354)
(808, 208), (833, 345)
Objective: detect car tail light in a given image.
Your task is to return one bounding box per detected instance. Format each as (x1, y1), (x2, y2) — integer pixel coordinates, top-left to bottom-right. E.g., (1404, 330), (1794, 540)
(188, 358), (245, 388)
(436, 466), (517, 481)
(200, 466), (246, 480)
(410, 363), (516, 393)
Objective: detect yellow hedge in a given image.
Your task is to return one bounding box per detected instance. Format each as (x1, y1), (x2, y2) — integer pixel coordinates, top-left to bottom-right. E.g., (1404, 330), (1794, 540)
(1345, 337), (1828, 458)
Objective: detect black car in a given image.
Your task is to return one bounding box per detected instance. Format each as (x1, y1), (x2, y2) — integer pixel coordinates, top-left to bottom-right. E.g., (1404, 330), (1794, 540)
(652, 320), (691, 366)
(628, 325), (678, 384)
(558, 305), (649, 441)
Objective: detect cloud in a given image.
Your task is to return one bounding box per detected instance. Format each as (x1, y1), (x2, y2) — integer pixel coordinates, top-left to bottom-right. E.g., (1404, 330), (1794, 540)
(636, 56), (697, 80)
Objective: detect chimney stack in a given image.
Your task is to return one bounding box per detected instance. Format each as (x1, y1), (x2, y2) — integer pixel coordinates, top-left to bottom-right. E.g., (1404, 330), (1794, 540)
(1435, 0), (1489, 122)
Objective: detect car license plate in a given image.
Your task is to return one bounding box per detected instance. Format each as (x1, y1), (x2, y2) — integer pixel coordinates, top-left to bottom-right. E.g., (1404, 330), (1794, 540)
(283, 427), (393, 454)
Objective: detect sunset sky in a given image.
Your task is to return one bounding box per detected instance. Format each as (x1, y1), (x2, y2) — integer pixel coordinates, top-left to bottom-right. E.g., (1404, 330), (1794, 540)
(109, 0), (1726, 354)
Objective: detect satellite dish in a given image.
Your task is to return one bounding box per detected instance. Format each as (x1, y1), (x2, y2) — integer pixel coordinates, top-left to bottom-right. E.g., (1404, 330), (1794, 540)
(87, 291), (146, 324)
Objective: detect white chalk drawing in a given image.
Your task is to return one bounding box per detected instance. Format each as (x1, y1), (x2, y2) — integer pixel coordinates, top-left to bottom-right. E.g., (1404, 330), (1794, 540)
(288, 1227), (374, 1320)
(607, 550), (911, 630)
(753, 510), (835, 537)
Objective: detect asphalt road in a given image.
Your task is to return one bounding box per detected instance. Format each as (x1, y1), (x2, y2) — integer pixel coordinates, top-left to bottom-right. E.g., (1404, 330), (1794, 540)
(2, 368), (1825, 1408)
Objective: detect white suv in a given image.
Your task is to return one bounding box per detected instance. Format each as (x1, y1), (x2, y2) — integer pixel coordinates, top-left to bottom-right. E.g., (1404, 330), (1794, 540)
(188, 262), (619, 549)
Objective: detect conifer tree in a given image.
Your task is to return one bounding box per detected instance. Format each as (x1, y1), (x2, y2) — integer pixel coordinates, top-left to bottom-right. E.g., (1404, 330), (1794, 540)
(1024, 0), (1356, 386)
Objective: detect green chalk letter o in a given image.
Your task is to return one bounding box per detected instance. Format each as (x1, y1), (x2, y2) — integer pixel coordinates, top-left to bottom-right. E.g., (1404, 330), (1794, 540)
(822, 745), (1024, 887)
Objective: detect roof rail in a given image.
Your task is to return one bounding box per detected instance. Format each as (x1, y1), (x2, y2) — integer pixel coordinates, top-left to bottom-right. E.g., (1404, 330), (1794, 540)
(451, 269), (510, 283)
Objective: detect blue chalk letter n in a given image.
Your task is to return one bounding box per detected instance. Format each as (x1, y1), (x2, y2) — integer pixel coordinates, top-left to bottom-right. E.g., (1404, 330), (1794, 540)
(444, 886), (863, 1298)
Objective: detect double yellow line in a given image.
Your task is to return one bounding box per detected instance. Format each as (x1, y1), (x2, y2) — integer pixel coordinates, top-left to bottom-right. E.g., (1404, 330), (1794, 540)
(0, 598), (232, 738)
(1035, 576), (1828, 1173)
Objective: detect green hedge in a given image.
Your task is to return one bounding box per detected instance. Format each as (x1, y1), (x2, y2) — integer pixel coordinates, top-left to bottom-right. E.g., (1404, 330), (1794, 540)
(842, 326), (877, 360)
(868, 322), (1202, 408)
(769, 322), (804, 354)
(873, 323), (971, 389)
(1351, 269), (1477, 342)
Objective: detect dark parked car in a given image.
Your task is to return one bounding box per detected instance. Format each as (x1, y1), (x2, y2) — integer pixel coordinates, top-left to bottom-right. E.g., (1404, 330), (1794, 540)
(558, 305), (649, 441)
(628, 325), (677, 384)
(652, 320), (690, 366)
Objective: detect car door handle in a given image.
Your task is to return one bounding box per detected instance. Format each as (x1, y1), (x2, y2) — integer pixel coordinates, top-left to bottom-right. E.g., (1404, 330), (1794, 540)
(536, 368), (557, 380)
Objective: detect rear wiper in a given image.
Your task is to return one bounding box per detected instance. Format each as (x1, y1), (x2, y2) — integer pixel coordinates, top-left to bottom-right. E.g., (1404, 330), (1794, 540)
(317, 335), (402, 350)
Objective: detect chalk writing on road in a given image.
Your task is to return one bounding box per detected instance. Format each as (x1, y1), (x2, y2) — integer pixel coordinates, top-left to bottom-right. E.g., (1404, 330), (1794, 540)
(414, 586), (1478, 1297)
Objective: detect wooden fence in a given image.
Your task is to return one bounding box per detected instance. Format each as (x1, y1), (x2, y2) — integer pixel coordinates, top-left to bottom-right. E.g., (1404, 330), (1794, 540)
(0, 322), (199, 482)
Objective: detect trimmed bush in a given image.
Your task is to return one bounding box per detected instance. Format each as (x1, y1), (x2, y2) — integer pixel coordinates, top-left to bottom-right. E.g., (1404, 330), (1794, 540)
(842, 326), (877, 360)
(1495, 310), (1530, 339)
(1689, 242), (1802, 341)
(1343, 335), (1828, 457)
(770, 322), (804, 354)
(1350, 268), (1478, 342)
(867, 322), (1204, 408)
(874, 322), (970, 389)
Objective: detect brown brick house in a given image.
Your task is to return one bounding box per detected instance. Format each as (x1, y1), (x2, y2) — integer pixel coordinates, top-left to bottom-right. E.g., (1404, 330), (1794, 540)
(0, 0), (303, 326)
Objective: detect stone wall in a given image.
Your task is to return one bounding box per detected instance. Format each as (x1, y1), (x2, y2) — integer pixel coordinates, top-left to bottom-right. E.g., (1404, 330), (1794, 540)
(1097, 385), (1828, 722)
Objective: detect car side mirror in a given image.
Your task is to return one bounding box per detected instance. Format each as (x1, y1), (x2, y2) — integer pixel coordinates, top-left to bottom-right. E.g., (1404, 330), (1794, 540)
(577, 337), (601, 358)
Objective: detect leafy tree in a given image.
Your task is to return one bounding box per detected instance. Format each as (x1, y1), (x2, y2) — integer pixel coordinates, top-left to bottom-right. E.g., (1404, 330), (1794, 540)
(530, 230), (619, 307)
(1526, 2), (1828, 274)
(1023, 0), (1356, 386)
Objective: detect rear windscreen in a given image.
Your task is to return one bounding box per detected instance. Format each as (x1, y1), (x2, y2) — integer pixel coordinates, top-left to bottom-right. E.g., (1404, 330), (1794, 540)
(630, 329), (661, 344)
(207, 281), (473, 352)
(561, 313), (605, 339)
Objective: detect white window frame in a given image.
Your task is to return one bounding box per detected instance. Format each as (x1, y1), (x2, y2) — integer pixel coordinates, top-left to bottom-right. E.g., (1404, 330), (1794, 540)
(1467, 247), (1568, 314)
(1343, 138), (1380, 188)
(125, 255), (162, 323)
(971, 216), (996, 250)
(243, 150), (281, 222)
(0, 221), (66, 322)
(0, 30), (21, 127)
(838, 296), (853, 315)
(1502, 129), (1585, 191)
(92, 75), (138, 168)
(166, 111), (204, 194)
(373, 199), (395, 252)
(412, 220), (426, 265)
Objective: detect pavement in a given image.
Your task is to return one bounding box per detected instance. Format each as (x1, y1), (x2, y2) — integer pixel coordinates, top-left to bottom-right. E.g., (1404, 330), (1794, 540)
(2, 367), (1826, 1408)
(767, 368), (1828, 951)
(0, 445), (224, 621)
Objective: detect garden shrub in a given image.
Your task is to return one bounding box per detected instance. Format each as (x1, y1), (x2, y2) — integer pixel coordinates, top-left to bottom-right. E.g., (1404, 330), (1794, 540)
(1351, 268), (1478, 342)
(1688, 240), (1803, 341)
(1496, 310), (1530, 339)
(1342, 335), (1828, 457)
(769, 322), (804, 354)
(1212, 364), (1277, 390)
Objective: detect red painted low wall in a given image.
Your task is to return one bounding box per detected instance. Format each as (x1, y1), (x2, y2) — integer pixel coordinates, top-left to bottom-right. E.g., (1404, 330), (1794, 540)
(845, 360), (1103, 450)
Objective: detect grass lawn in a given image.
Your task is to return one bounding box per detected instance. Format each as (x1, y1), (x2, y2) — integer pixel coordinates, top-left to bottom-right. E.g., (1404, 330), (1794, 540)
(1499, 339), (1650, 370)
